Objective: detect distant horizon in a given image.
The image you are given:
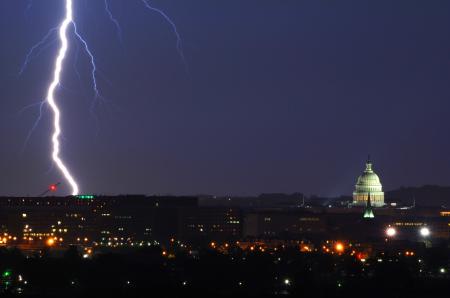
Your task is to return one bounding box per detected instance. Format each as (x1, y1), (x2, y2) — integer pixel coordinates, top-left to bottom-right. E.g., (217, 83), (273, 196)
(1, 183), (450, 199)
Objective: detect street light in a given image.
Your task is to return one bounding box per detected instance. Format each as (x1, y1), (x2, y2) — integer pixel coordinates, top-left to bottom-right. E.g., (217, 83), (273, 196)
(46, 238), (55, 246)
(386, 227), (396, 237)
(419, 227), (430, 237)
(335, 242), (344, 253)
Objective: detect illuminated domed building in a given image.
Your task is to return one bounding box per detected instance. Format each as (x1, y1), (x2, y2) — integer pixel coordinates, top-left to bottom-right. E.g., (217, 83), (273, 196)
(353, 157), (385, 207)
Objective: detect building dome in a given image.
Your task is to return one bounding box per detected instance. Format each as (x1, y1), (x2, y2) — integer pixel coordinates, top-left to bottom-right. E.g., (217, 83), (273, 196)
(353, 158), (384, 207)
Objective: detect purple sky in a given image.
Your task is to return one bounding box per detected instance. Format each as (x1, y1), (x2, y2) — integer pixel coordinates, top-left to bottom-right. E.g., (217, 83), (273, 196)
(0, 0), (450, 197)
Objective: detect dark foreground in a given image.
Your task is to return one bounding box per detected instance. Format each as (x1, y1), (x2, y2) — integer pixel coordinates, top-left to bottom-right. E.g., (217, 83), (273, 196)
(0, 246), (449, 298)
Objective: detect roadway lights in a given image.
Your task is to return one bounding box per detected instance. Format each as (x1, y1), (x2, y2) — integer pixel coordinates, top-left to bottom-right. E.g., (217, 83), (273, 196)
(46, 238), (55, 246)
(284, 279), (291, 286)
(335, 242), (344, 253)
(419, 227), (430, 237)
(386, 227), (396, 237)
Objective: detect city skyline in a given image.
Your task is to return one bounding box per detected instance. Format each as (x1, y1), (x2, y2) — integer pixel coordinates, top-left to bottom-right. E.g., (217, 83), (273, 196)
(0, 2), (449, 297)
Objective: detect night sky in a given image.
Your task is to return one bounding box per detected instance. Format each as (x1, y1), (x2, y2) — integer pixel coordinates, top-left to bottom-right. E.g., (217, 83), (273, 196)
(1, 0), (450, 197)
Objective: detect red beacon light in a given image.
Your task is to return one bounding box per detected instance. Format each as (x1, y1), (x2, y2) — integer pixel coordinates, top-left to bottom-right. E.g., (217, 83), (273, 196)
(38, 182), (61, 197)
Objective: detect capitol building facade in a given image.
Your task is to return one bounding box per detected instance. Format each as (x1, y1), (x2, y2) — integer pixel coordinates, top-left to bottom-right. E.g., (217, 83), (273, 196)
(353, 158), (385, 207)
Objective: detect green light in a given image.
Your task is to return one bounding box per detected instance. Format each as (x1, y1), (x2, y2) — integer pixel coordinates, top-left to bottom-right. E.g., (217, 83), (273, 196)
(76, 195), (95, 200)
(2, 270), (11, 278)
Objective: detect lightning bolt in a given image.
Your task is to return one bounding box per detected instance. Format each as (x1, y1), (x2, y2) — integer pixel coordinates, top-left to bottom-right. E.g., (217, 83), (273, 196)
(18, 100), (46, 155)
(46, 0), (79, 195)
(104, 0), (123, 43)
(19, 0), (187, 195)
(103, 0), (186, 66)
(19, 27), (58, 76)
(72, 23), (104, 107)
(141, 0), (187, 71)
